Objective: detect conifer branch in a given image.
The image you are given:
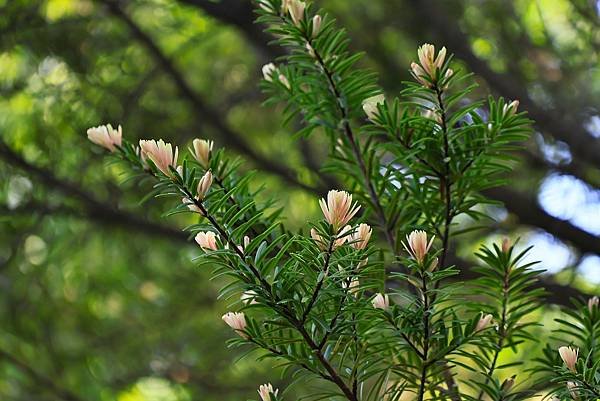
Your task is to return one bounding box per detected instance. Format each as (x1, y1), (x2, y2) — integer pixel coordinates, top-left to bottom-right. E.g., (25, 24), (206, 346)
(385, 315), (426, 360)
(151, 167), (358, 401)
(317, 275), (354, 349)
(417, 270), (431, 401)
(302, 33), (396, 254)
(476, 262), (510, 400)
(181, 181), (358, 401)
(434, 87), (454, 271)
(301, 236), (336, 323)
(249, 339), (333, 382)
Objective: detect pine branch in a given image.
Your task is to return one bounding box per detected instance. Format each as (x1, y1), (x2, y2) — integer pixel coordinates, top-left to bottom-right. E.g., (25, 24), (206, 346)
(417, 270), (432, 401)
(434, 87), (454, 271)
(426, 83), (462, 401)
(475, 258), (511, 400)
(301, 235), (336, 323)
(410, 0), (600, 171)
(124, 156), (358, 401)
(317, 282), (351, 349)
(301, 26), (396, 254)
(249, 339), (334, 383)
(165, 177), (357, 400)
(384, 314), (426, 360)
(182, 192), (357, 400)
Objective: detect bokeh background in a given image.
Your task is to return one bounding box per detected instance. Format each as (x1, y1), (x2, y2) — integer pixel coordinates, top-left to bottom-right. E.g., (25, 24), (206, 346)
(0, 0), (599, 400)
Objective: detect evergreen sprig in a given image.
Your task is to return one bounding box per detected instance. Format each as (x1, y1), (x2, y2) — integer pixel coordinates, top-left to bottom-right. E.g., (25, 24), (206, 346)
(464, 241), (544, 401)
(532, 297), (599, 401)
(82, 1), (594, 400)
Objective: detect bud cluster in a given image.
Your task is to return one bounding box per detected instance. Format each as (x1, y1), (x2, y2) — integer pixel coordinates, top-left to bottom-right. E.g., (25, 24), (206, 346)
(410, 43), (453, 89)
(372, 293), (389, 310)
(262, 62), (290, 90)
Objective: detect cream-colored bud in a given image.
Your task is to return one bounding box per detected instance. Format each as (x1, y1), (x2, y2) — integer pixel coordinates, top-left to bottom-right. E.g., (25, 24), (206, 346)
(350, 223), (372, 250)
(558, 346), (578, 372)
(139, 139), (179, 177)
(319, 190), (361, 233)
(502, 100), (519, 116)
(196, 170), (213, 200)
(182, 197), (202, 214)
(501, 237), (511, 253)
(362, 94), (385, 121)
(589, 296), (599, 312)
(476, 313), (494, 331)
(222, 312), (248, 338)
(417, 44), (435, 74)
(403, 230), (435, 264)
(241, 290), (258, 305)
(417, 43), (445, 75)
(372, 293), (389, 310)
(262, 63), (277, 82)
(312, 15), (322, 37)
(258, 383), (278, 401)
(433, 46), (447, 69)
(195, 231), (218, 251)
(192, 138), (213, 168)
(278, 73), (291, 90)
(288, 0), (306, 25)
(87, 124), (122, 152)
(501, 375), (515, 391)
(411, 43), (449, 87)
